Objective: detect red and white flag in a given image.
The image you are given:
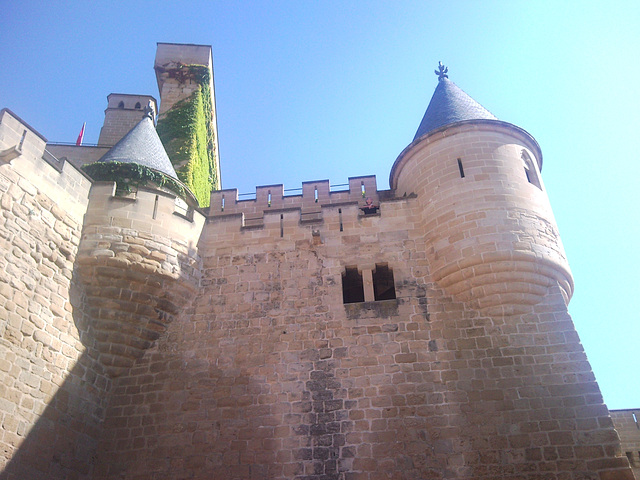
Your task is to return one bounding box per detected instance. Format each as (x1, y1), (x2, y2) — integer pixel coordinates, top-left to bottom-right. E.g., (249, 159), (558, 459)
(76, 122), (86, 146)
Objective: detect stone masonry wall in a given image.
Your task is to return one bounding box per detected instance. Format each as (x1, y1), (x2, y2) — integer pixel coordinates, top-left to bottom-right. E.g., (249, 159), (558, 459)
(97, 95), (158, 147)
(76, 184), (205, 377)
(0, 109), (110, 479)
(391, 121), (573, 315)
(92, 186), (632, 479)
(611, 409), (640, 478)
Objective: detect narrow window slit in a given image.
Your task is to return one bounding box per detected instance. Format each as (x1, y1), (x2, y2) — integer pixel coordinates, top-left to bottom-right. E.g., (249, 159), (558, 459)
(457, 158), (465, 178)
(19, 130), (27, 150)
(221, 195), (225, 211)
(280, 214), (284, 237)
(314, 186), (318, 203)
(153, 195), (159, 219)
(268, 191), (272, 207)
(522, 150), (541, 189)
(361, 182), (366, 198)
(338, 208), (343, 232)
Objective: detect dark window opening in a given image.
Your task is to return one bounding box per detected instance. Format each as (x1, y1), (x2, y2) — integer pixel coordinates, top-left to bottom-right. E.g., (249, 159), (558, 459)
(135, 102), (141, 109)
(373, 264), (396, 301)
(457, 158), (465, 178)
(342, 267), (364, 304)
(118, 101), (125, 109)
(522, 150), (541, 189)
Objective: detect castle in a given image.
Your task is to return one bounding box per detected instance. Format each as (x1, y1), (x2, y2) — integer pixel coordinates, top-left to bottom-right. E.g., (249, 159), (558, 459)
(0, 42), (636, 479)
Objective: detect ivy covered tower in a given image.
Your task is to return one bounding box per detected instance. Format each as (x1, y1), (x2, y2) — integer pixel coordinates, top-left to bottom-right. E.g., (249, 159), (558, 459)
(154, 42), (221, 207)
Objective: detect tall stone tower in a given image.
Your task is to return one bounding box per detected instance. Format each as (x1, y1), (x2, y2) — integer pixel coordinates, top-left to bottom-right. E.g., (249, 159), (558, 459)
(154, 43), (221, 207)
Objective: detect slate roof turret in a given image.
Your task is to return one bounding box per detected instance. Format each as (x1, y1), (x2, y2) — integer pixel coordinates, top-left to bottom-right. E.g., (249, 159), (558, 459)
(414, 64), (497, 141)
(98, 108), (179, 180)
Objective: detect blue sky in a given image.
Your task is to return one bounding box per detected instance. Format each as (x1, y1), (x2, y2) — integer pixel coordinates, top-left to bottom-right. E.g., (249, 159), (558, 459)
(2, 1), (638, 409)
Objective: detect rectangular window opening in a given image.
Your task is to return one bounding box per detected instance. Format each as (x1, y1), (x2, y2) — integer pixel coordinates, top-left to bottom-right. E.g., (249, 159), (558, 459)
(373, 263), (396, 301)
(342, 267), (364, 304)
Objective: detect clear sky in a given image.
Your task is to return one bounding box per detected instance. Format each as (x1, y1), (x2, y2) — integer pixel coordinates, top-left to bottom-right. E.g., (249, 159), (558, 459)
(1, 1), (638, 409)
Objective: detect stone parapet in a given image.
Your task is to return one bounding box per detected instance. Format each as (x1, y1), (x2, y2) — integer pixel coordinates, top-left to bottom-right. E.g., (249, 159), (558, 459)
(209, 175), (380, 227)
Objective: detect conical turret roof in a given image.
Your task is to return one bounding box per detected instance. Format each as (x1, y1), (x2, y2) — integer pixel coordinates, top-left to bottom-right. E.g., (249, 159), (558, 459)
(98, 111), (178, 179)
(414, 65), (497, 141)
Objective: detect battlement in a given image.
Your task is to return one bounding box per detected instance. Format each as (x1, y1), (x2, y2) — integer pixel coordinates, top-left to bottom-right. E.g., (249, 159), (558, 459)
(0, 108), (92, 221)
(209, 175), (381, 226)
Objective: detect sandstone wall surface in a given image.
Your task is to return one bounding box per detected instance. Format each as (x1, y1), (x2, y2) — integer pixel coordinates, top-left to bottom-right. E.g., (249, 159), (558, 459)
(92, 192), (632, 479)
(611, 409), (640, 478)
(0, 110), (110, 480)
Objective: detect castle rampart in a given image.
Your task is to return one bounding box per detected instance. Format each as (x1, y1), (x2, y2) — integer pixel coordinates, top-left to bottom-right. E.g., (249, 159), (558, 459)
(209, 175), (380, 227)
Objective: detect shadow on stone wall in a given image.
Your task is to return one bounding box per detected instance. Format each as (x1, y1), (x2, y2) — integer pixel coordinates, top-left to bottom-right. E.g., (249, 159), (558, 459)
(1, 266), (112, 480)
(0, 350), (109, 480)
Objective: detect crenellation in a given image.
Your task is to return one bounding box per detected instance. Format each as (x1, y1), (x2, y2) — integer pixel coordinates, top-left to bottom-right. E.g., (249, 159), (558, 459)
(209, 176), (382, 231)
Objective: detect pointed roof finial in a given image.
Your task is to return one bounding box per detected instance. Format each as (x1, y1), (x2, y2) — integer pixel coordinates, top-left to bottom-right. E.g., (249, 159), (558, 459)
(435, 61), (448, 81)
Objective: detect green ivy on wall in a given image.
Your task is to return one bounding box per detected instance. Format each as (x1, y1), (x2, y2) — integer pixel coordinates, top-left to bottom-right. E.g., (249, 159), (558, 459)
(156, 65), (217, 207)
(82, 161), (188, 201)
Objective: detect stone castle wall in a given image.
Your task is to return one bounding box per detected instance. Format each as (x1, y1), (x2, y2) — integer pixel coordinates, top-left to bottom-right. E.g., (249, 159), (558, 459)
(88, 174), (632, 478)
(1, 45), (636, 477)
(0, 109), (110, 479)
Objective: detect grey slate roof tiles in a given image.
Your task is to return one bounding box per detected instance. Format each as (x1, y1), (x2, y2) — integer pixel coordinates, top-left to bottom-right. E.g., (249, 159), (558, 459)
(414, 77), (497, 141)
(98, 115), (179, 180)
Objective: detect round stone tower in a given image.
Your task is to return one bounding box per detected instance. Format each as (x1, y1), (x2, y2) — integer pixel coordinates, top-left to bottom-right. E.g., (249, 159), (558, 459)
(77, 107), (205, 376)
(390, 64), (572, 315)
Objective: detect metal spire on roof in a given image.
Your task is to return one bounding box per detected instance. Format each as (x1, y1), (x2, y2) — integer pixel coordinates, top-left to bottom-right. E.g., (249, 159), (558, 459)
(435, 62), (448, 81)
(413, 62), (497, 140)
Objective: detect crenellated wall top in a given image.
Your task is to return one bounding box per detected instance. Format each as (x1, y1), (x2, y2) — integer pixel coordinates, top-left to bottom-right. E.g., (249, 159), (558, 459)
(209, 175), (383, 224)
